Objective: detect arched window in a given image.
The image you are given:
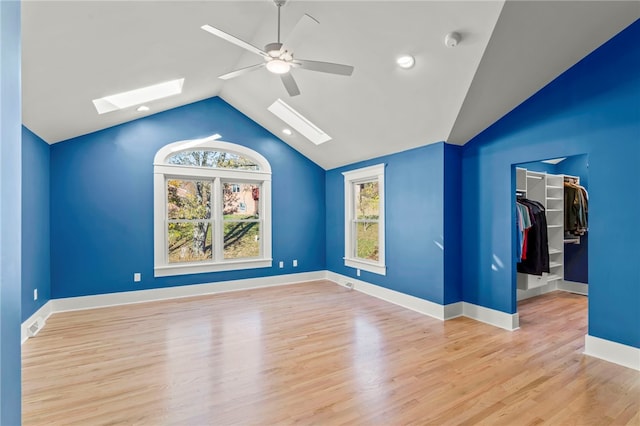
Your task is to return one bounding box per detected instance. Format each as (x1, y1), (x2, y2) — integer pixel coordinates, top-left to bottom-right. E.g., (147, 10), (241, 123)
(153, 134), (272, 277)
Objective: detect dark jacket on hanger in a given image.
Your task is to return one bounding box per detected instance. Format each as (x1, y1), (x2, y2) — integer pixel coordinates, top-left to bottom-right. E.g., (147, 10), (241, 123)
(564, 182), (588, 235)
(516, 199), (550, 276)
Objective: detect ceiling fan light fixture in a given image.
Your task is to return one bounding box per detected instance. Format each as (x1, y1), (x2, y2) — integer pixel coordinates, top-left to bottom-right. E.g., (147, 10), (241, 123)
(396, 55), (415, 69)
(266, 59), (291, 74)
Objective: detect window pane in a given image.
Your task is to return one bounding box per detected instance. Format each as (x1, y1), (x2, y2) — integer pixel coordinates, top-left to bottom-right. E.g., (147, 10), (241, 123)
(167, 180), (211, 220)
(224, 222), (260, 259)
(223, 183), (260, 219)
(355, 181), (379, 220)
(355, 222), (379, 261)
(168, 222), (212, 263)
(167, 150), (259, 170)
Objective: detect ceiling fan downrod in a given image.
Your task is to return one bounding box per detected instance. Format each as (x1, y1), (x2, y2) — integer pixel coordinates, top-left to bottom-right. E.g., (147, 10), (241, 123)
(275, 0), (286, 44)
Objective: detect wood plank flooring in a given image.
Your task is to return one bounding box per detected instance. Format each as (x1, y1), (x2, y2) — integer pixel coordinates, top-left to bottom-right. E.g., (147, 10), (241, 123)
(22, 281), (640, 425)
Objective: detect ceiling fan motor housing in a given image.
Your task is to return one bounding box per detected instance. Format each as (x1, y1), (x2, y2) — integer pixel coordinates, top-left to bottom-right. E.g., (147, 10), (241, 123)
(265, 42), (283, 57)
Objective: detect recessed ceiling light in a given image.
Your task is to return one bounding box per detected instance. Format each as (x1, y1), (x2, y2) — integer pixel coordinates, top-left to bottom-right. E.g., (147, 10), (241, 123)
(268, 99), (331, 145)
(92, 78), (184, 114)
(396, 55), (415, 69)
(137, 105), (150, 112)
(282, 128), (293, 136)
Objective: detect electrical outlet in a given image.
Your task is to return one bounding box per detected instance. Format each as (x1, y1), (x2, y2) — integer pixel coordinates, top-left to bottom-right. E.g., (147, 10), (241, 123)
(357, 269), (361, 277)
(279, 261), (284, 268)
(134, 273), (141, 282)
(293, 259), (298, 267)
(33, 289), (38, 301)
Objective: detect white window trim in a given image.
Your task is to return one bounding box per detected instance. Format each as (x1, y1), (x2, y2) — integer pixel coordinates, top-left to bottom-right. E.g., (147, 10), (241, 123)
(153, 135), (272, 277)
(342, 163), (386, 276)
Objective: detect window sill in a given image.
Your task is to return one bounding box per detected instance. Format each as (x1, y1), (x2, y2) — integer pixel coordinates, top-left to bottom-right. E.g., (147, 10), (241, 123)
(344, 258), (386, 276)
(155, 259), (273, 277)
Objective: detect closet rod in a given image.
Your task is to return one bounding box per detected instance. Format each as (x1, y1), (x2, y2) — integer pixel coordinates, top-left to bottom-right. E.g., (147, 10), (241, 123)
(528, 176), (543, 180)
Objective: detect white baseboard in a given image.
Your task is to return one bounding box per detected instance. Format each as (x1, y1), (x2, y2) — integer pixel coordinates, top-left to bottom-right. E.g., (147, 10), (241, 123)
(558, 280), (589, 295)
(21, 272), (636, 373)
(325, 272), (517, 329)
(326, 271), (453, 320)
(22, 271), (326, 344)
(462, 302), (519, 331)
(443, 302), (464, 320)
(52, 271), (326, 313)
(325, 272), (511, 328)
(584, 335), (640, 371)
(21, 301), (54, 344)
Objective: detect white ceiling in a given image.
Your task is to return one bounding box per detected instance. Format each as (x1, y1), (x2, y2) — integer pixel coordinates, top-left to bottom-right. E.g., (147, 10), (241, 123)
(21, 1), (639, 170)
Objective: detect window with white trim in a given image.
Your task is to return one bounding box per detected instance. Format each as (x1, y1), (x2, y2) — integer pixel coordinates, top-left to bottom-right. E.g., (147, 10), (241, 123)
(342, 164), (386, 275)
(154, 135), (272, 277)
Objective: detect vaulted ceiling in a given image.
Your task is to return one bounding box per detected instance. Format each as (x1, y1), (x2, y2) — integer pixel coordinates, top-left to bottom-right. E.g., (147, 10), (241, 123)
(21, 1), (639, 169)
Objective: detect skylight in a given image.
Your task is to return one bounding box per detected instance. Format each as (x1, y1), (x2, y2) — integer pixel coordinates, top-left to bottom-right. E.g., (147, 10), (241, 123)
(267, 99), (331, 145)
(541, 157), (567, 165)
(92, 78), (185, 114)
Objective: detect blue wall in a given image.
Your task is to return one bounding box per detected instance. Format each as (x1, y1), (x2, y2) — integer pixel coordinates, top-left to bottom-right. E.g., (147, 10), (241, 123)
(50, 97), (325, 299)
(557, 154), (589, 190)
(461, 21), (640, 347)
(22, 127), (51, 321)
(0, 0), (23, 423)
(326, 142), (461, 305)
(443, 144), (462, 304)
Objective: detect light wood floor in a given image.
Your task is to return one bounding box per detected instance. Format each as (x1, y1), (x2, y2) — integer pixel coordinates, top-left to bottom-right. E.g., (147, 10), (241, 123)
(23, 281), (639, 425)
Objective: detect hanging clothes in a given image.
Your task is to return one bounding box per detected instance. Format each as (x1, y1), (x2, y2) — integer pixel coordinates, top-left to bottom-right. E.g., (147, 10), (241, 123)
(515, 198), (531, 261)
(516, 198), (550, 276)
(564, 180), (588, 235)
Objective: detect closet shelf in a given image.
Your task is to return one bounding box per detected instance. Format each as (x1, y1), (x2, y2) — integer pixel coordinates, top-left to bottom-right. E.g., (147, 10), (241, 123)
(516, 168), (567, 291)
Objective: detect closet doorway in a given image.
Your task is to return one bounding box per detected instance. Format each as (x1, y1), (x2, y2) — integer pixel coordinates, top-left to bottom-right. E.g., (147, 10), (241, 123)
(513, 154), (589, 327)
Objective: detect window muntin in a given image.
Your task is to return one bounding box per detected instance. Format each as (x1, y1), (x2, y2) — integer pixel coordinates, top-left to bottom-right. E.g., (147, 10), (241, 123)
(154, 136), (272, 277)
(343, 164), (386, 275)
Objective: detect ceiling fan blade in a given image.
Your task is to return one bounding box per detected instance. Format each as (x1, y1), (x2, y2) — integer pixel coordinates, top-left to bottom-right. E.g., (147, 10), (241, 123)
(295, 59), (354, 76)
(201, 24), (268, 58)
(280, 73), (301, 97)
(281, 14), (319, 54)
(218, 63), (265, 80)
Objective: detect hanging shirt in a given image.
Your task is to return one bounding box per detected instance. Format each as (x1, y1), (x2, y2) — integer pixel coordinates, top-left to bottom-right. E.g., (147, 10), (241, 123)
(516, 198), (550, 275)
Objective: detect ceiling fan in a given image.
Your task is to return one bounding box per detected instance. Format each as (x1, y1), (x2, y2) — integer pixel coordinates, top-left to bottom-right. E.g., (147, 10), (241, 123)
(201, 0), (354, 97)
